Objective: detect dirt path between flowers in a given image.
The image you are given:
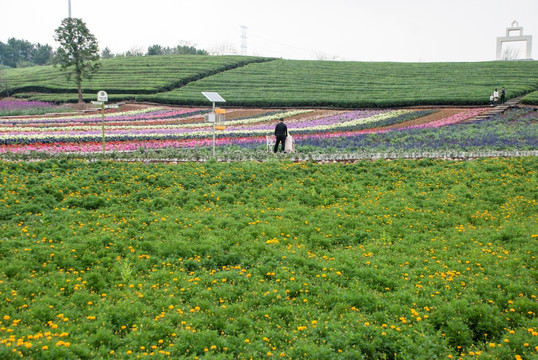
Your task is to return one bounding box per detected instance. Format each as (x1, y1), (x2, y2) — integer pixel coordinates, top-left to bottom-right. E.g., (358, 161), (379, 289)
(376, 108), (471, 129)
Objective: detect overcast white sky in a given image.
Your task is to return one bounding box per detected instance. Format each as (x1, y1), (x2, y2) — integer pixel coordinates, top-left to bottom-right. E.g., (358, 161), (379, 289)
(1, 0), (537, 62)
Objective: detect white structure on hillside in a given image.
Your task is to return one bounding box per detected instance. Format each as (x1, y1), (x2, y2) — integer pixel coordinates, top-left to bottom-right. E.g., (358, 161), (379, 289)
(240, 25), (248, 56)
(496, 21), (533, 60)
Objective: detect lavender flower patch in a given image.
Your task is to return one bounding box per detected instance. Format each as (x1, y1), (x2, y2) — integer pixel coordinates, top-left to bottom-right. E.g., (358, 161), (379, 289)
(0, 100), (60, 116)
(293, 109), (538, 152)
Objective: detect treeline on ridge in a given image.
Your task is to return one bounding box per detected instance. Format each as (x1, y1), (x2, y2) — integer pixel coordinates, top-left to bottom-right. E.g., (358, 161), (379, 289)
(0, 37), (209, 68)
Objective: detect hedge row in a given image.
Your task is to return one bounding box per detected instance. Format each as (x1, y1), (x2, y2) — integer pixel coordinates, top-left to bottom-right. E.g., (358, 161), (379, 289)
(13, 92), (138, 104)
(521, 91), (538, 105)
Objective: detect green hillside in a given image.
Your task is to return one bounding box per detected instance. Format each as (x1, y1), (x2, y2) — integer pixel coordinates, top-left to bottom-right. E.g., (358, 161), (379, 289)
(140, 60), (538, 107)
(2, 54), (538, 107)
(1, 55), (273, 103)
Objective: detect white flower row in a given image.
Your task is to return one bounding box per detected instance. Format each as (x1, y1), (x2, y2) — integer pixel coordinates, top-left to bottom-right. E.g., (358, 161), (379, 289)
(0, 107), (171, 123)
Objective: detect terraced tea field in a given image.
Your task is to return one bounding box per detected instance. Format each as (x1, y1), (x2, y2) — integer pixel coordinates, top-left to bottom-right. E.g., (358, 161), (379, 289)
(2, 56), (538, 107)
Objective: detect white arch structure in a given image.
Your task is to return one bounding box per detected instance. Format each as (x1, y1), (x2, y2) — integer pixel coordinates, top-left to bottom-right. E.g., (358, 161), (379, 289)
(496, 21), (533, 60)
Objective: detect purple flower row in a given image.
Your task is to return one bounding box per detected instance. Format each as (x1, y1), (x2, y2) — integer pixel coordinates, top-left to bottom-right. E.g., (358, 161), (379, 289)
(0, 100), (57, 111)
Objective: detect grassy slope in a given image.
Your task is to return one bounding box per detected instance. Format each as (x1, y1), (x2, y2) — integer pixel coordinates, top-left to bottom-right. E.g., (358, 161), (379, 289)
(2, 55), (538, 107)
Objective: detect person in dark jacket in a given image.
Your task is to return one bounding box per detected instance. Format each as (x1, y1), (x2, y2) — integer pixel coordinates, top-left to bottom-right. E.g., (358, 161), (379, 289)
(274, 118), (288, 153)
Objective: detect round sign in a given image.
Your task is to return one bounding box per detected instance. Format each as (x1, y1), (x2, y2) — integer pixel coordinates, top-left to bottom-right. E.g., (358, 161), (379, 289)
(97, 91), (108, 102)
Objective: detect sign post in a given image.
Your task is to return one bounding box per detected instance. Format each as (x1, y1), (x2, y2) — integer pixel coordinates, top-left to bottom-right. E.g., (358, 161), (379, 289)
(94, 91), (115, 153)
(97, 91), (108, 153)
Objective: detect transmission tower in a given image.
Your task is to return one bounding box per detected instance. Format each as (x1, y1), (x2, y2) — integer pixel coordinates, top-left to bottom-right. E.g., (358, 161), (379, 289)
(240, 25), (248, 55)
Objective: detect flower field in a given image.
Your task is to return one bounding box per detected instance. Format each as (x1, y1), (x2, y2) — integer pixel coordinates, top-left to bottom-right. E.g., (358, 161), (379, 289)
(1, 100), (537, 358)
(0, 158), (537, 359)
(4, 103), (533, 160)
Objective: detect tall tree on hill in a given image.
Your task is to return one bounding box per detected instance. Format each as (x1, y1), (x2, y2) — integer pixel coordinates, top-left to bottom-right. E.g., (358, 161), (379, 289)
(33, 44), (54, 65)
(0, 38), (35, 67)
(54, 18), (101, 103)
(101, 47), (115, 59)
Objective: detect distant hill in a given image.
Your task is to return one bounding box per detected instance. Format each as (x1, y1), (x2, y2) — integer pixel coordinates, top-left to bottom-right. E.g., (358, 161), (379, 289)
(2, 55), (538, 107)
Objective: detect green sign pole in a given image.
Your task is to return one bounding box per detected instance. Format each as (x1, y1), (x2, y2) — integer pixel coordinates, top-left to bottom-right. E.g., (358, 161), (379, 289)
(101, 102), (106, 153)
(212, 101), (216, 158)
(96, 91), (109, 154)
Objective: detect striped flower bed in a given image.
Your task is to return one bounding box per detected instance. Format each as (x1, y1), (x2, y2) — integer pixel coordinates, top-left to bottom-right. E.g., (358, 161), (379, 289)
(0, 106), (487, 154)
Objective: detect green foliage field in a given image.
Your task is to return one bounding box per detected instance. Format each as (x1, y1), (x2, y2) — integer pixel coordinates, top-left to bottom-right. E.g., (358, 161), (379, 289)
(2, 55), (538, 107)
(1, 158), (536, 359)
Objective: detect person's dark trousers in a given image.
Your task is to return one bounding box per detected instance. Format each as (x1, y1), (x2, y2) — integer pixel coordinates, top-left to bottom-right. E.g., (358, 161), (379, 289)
(274, 136), (286, 152)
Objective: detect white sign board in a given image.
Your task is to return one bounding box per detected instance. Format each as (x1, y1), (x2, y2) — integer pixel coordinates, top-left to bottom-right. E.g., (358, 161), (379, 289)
(97, 91), (108, 102)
